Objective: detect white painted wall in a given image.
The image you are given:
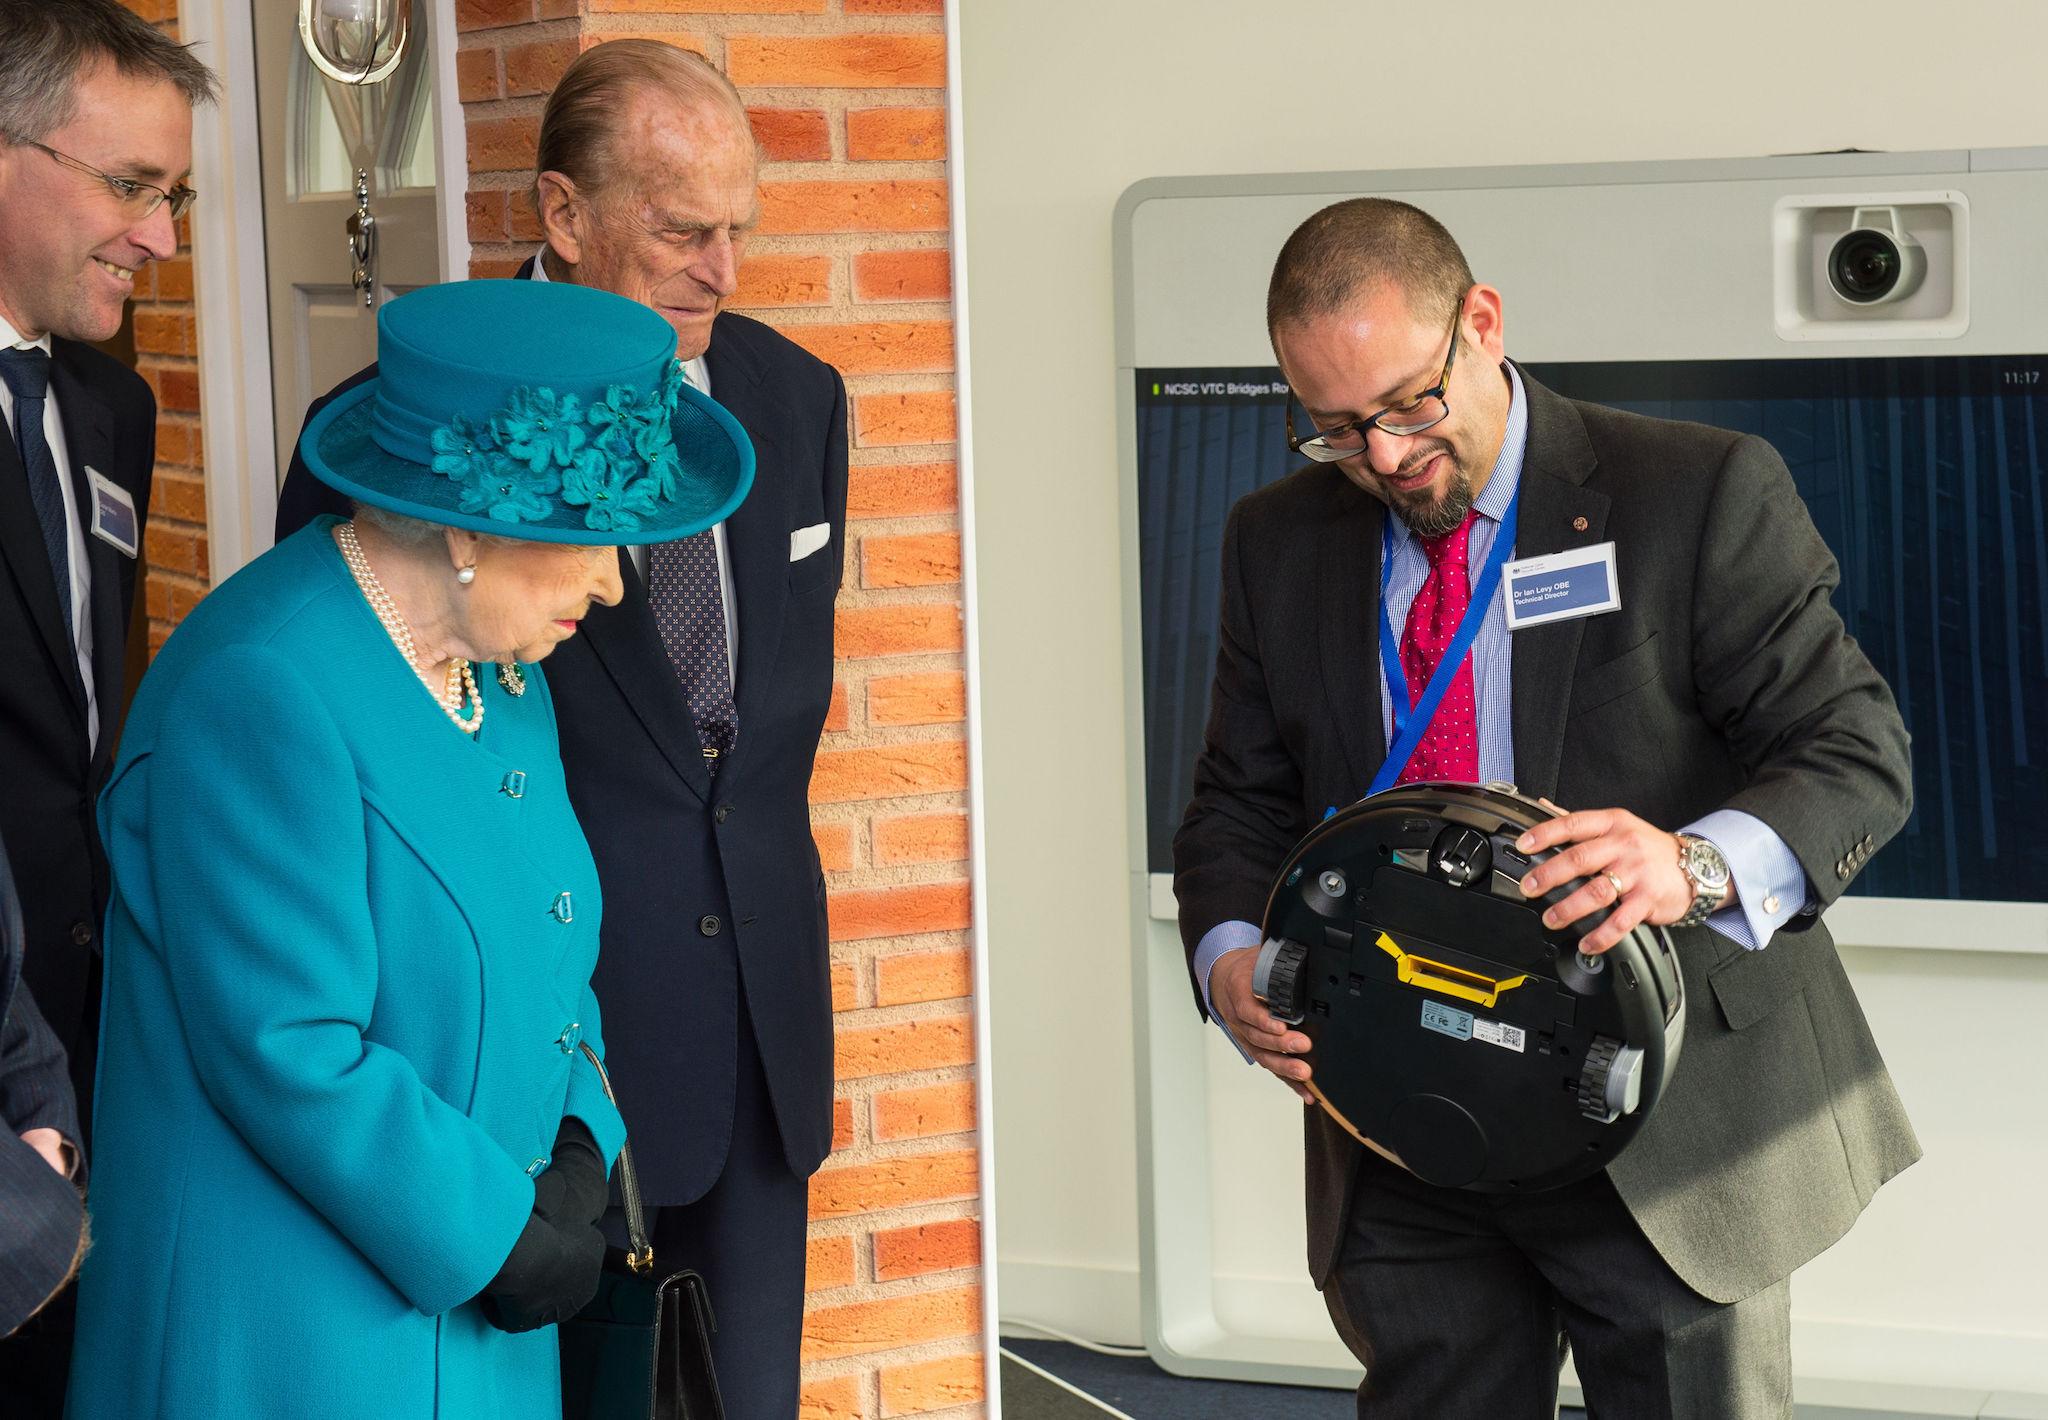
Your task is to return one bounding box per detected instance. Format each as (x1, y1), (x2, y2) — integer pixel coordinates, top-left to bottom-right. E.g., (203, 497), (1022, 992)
(958, 0), (2048, 1393)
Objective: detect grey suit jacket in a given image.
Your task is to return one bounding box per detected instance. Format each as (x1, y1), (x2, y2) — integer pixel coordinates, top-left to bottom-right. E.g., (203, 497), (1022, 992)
(1173, 367), (1920, 1304)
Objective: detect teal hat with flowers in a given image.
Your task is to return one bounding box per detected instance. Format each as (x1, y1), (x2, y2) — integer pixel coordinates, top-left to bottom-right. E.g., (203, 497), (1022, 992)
(299, 279), (753, 545)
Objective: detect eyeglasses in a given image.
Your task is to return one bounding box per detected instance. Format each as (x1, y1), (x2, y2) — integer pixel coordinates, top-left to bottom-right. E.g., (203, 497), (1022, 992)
(8, 136), (197, 222)
(1285, 305), (1463, 463)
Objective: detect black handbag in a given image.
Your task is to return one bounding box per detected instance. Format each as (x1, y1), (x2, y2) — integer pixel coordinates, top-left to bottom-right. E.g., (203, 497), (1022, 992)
(558, 1043), (726, 1420)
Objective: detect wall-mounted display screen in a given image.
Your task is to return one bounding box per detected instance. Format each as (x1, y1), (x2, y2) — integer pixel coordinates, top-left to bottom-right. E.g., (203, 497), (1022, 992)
(1135, 355), (2048, 903)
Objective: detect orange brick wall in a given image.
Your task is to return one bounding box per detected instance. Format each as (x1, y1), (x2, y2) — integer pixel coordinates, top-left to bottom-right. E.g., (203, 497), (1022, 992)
(120, 0), (210, 655)
(459, 5), (981, 1418)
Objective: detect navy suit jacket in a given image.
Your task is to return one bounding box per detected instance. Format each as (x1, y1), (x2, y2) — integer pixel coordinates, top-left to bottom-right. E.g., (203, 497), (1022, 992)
(276, 273), (849, 1202)
(0, 338), (154, 1116)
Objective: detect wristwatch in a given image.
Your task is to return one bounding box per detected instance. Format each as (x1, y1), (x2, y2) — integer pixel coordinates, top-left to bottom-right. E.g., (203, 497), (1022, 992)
(1673, 834), (1732, 928)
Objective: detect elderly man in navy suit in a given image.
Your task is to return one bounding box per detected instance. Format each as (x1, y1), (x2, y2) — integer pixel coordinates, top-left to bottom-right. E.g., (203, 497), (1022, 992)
(277, 41), (848, 1418)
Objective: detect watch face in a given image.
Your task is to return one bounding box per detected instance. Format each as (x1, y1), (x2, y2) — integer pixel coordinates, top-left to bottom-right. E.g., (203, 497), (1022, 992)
(1685, 838), (1732, 889)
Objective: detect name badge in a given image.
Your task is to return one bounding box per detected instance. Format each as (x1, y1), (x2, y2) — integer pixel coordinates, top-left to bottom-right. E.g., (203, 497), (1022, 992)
(1502, 541), (1619, 630)
(86, 467), (139, 558)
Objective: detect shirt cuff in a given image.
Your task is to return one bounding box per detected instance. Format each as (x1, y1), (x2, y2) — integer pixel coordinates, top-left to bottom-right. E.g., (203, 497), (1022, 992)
(1193, 919), (1263, 1065)
(1683, 809), (1809, 951)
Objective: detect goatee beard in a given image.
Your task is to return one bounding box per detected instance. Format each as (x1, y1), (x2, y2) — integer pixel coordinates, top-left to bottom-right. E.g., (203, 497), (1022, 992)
(1397, 462), (1476, 538)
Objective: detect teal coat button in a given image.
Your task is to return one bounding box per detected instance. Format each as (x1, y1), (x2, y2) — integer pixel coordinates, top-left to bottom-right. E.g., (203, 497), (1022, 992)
(555, 1023), (581, 1054)
(551, 892), (574, 924)
(500, 771), (526, 799)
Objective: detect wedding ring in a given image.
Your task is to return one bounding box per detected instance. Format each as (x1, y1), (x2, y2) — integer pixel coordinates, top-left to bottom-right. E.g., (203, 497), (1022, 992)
(1603, 871), (1626, 898)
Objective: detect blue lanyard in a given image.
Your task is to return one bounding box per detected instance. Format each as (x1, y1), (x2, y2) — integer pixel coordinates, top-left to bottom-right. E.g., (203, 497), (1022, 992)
(1366, 493), (1519, 797)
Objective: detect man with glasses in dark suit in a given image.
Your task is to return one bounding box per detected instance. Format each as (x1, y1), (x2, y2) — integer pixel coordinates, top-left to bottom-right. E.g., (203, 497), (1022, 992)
(0, 2), (217, 1409)
(1177, 198), (1918, 1418)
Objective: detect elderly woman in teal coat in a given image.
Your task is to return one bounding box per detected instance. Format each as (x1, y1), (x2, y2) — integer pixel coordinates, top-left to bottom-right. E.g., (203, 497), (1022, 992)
(66, 280), (754, 1419)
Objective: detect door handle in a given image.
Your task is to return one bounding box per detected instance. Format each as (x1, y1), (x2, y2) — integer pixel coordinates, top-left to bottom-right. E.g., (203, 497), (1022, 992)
(347, 168), (378, 308)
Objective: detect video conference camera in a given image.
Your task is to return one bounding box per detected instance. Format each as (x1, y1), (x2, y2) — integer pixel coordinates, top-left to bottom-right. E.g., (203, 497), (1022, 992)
(1826, 206), (1927, 306)
(1251, 781), (1687, 1192)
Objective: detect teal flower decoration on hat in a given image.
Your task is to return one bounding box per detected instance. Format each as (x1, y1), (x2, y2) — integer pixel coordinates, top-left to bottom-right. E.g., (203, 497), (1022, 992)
(418, 366), (698, 534)
(456, 456), (561, 525)
(631, 408), (677, 469)
(587, 385), (640, 437)
(640, 440), (681, 500)
(593, 367), (685, 499)
(429, 415), (498, 482)
(562, 446), (660, 531)
(494, 388), (588, 475)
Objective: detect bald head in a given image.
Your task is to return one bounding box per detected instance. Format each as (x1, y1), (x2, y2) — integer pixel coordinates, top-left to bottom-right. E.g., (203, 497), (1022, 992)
(1266, 198), (1474, 342)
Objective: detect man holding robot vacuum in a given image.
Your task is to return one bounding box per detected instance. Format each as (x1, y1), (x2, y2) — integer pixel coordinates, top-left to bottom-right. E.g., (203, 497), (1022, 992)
(1173, 197), (1918, 1418)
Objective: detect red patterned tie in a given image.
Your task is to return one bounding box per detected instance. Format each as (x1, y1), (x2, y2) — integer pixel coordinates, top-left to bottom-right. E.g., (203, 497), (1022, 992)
(1396, 509), (1480, 784)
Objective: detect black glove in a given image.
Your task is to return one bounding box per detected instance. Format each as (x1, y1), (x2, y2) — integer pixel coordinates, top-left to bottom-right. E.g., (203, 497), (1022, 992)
(478, 1200), (605, 1332)
(545, 1117), (610, 1229)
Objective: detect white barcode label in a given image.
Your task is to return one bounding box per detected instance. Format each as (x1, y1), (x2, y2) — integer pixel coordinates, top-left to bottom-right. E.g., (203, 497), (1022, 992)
(1473, 1018), (1526, 1053)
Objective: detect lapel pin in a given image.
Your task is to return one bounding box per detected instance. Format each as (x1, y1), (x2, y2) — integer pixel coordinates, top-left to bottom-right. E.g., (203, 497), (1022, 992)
(497, 663), (526, 697)
(1572, 516), (1589, 532)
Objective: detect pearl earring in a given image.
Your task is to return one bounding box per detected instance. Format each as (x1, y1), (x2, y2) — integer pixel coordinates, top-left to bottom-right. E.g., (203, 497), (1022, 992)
(456, 565), (477, 585)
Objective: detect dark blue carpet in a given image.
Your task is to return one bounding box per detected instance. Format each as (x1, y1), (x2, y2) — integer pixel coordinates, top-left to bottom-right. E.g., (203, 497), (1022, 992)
(1001, 1339), (1590, 1419)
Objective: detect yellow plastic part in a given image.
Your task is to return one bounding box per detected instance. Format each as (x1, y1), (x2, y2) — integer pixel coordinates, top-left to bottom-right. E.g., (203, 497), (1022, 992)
(1374, 931), (1531, 1009)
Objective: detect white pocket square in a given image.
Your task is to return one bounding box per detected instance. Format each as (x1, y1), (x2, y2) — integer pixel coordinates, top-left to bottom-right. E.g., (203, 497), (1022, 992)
(789, 523), (830, 561)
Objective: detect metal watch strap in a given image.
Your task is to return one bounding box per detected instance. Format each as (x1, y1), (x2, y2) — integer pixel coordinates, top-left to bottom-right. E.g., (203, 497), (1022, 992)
(1673, 835), (1728, 928)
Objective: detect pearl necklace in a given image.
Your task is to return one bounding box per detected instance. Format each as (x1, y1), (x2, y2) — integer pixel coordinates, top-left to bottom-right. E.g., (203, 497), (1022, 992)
(335, 521), (485, 735)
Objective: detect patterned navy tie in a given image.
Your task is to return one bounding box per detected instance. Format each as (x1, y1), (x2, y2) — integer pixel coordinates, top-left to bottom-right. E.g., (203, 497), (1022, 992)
(0, 348), (72, 638)
(648, 527), (736, 771)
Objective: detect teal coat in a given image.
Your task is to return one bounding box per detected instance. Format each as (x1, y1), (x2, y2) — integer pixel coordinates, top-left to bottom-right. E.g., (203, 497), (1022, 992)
(68, 519), (627, 1420)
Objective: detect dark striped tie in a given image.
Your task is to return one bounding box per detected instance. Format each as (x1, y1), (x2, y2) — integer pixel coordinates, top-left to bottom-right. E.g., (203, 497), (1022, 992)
(0, 348), (73, 638)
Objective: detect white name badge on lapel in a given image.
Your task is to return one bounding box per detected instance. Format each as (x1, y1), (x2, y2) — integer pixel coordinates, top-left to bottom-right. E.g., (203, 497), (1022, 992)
(1502, 541), (1620, 630)
(86, 466), (140, 558)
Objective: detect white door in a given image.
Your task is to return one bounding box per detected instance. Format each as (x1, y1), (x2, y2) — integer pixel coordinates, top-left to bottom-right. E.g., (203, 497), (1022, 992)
(252, 0), (444, 478)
